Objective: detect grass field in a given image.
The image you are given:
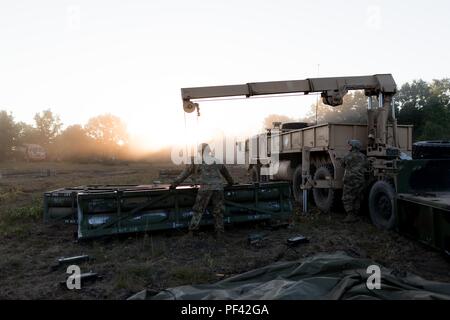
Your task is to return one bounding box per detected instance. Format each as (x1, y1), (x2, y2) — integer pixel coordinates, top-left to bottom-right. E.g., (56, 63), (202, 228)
(0, 161), (449, 299)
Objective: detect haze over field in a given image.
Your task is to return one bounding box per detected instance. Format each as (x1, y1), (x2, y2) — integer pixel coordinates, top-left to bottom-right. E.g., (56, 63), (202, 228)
(1, 0), (450, 151)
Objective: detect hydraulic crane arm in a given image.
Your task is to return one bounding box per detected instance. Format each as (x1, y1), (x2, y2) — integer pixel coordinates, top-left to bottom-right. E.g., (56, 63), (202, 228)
(181, 73), (400, 156)
(181, 74), (397, 113)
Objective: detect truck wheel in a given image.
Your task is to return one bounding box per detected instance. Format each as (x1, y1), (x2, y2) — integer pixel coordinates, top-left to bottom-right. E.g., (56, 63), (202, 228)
(292, 166), (303, 204)
(368, 180), (397, 230)
(312, 164), (339, 212)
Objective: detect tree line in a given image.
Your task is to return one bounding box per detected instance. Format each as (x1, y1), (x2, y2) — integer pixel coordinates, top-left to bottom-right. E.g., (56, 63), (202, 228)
(0, 109), (130, 162)
(2, 78), (449, 162)
(264, 78), (450, 141)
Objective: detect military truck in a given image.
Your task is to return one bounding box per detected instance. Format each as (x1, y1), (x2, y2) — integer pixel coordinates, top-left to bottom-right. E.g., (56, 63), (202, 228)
(181, 74), (450, 252)
(244, 121), (412, 210)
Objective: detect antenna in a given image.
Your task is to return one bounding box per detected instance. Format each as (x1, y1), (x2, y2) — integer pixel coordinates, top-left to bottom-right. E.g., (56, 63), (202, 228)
(315, 64), (320, 125)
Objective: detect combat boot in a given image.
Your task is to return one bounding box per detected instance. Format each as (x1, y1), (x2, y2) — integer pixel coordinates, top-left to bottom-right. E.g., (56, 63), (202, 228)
(187, 229), (200, 238)
(184, 230), (194, 239)
(343, 211), (359, 223)
(214, 229), (224, 241)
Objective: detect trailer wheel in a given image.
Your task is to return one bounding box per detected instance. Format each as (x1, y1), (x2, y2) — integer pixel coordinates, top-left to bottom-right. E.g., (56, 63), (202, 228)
(292, 166), (303, 204)
(368, 180), (397, 230)
(312, 164), (340, 212)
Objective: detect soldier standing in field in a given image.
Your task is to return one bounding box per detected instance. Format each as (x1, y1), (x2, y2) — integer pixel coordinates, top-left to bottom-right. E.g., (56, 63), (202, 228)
(341, 140), (369, 223)
(170, 143), (235, 238)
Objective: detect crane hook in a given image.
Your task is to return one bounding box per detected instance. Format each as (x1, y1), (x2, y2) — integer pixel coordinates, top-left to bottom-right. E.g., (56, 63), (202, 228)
(183, 100), (200, 115)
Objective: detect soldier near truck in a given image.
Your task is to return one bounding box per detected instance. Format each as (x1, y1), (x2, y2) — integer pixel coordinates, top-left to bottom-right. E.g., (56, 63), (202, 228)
(341, 140), (369, 223)
(170, 143), (235, 238)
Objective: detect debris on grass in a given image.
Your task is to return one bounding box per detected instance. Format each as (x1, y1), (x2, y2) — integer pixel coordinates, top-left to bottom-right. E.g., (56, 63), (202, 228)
(50, 255), (91, 271)
(60, 272), (102, 289)
(287, 235), (309, 247)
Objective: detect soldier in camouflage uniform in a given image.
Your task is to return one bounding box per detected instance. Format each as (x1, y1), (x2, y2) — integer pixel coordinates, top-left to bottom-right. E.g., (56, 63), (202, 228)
(341, 140), (369, 223)
(170, 143), (234, 237)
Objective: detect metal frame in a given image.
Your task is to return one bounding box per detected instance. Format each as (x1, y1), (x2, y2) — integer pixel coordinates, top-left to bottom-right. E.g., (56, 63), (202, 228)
(45, 183), (294, 239)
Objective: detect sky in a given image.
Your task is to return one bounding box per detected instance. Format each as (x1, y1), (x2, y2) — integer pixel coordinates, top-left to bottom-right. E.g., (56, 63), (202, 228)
(1, 0), (449, 150)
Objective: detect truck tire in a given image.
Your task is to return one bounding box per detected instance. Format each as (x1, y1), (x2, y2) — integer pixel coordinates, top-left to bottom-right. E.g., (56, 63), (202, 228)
(292, 166), (303, 204)
(412, 141), (450, 159)
(368, 180), (397, 230)
(312, 164), (340, 212)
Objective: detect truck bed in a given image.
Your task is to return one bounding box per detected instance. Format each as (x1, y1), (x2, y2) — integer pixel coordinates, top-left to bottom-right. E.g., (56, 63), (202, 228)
(269, 123), (413, 153)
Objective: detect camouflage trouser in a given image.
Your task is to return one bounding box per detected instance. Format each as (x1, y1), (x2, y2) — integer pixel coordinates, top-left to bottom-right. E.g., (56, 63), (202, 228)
(190, 189), (225, 233)
(342, 178), (365, 215)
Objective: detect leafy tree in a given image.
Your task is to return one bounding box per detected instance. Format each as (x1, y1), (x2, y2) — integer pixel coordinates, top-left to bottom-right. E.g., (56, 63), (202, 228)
(15, 121), (40, 145)
(53, 125), (95, 160)
(423, 79), (450, 140)
(85, 114), (129, 158)
(33, 109), (62, 145)
(0, 111), (17, 161)
(395, 80), (431, 139)
(304, 90), (368, 124)
(396, 79), (450, 140)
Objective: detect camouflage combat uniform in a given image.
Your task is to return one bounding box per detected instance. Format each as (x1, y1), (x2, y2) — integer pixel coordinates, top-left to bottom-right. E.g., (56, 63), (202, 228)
(172, 159), (234, 233)
(341, 147), (369, 216)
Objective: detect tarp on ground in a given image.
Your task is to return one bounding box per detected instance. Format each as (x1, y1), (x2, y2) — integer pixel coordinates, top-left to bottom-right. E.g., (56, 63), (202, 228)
(128, 252), (450, 300)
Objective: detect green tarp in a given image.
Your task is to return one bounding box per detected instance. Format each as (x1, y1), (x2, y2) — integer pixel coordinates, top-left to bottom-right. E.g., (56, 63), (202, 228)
(129, 252), (450, 300)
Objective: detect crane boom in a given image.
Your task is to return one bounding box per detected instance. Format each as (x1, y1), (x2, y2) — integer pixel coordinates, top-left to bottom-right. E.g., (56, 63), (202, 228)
(180, 73), (399, 157)
(181, 74), (397, 113)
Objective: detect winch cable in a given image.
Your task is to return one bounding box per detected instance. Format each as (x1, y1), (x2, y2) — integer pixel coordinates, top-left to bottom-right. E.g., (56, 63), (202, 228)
(183, 110), (189, 164)
(190, 92), (321, 103)
(182, 108), (201, 162)
(195, 111), (200, 157)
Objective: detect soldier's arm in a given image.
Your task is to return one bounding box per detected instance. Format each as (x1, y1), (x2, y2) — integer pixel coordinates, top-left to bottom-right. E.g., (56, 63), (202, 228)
(341, 154), (350, 169)
(172, 164), (195, 187)
(220, 165), (235, 185)
(363, 155), (370, 170)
